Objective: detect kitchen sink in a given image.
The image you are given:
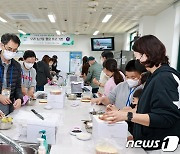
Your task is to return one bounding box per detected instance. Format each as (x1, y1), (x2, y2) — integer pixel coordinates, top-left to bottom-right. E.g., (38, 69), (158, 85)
(0, 144), (37, 154)
(0, 141), (51, 154)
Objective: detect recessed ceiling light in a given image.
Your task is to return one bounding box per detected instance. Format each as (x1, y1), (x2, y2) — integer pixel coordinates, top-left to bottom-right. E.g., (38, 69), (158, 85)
(88, 1), (98, 7)
(93, 30), (99, 35)
(0, 17), (7, 23)
(102, 13), (112, 23)
(48, 13), (56, 23)
(18, 29), (26, 35)
(56, 30), (61, 35)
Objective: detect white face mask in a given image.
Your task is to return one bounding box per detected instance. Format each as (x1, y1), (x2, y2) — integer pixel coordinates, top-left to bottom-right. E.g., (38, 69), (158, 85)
(3, 50), (16, 60)
(24, 62), (34, 69)
(126, 79), (139, 88)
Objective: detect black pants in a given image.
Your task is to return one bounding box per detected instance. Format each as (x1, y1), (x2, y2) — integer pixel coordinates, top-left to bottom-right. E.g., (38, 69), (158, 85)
(92, 88), (99, 93)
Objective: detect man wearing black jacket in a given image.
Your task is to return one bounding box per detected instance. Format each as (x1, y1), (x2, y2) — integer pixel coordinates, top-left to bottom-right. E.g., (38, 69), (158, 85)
(0, 33), (23, 115)
(103, 35), (180, 151)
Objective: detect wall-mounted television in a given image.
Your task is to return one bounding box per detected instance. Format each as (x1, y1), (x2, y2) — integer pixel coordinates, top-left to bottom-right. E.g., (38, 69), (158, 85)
(91, 37), (114, 51)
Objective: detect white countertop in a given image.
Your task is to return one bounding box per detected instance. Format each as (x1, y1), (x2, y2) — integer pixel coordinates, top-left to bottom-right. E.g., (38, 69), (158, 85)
(0, 92), (146, 154)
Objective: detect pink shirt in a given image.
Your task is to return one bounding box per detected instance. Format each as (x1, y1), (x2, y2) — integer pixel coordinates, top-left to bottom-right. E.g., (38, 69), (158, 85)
(103, 71), (125, 96)
(104, 77), (116, 96)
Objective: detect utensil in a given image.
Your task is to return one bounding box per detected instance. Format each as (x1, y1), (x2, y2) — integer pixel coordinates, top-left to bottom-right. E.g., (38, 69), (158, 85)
(26, 98), (36, 106)
(67, 94), (77, 100)
(31, 109), (44, 120)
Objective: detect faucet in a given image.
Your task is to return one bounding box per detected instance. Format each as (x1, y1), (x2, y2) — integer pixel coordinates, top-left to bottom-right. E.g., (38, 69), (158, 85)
(0, 132), (25, 154)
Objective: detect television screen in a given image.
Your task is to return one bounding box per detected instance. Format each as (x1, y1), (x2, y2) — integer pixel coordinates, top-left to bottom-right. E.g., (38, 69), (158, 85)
(91, 37), (114, 51)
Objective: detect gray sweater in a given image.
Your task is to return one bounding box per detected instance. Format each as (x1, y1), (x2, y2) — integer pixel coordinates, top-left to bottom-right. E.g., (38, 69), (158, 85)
(21, 63), (36, 89)
(108, 81), (142, 109)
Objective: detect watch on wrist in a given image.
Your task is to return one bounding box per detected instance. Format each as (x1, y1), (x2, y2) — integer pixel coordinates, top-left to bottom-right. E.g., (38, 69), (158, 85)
(127, 112), (133, 122)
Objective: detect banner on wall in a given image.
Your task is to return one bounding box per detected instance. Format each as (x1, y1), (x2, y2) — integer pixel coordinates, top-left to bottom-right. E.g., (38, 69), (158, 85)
(70, 52), (82, 73)
(19, 34), (74, 45)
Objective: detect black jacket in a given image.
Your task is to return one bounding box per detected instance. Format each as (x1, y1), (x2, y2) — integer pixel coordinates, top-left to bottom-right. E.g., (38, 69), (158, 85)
(52, 60), (60, 73)
(0, 58), (23, 114)
(36, 61), (52, 86)
(133, 64), (180, 150)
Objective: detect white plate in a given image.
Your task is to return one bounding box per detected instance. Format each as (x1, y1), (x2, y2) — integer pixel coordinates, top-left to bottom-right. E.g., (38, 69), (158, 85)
(44, 105), (53, 110)
(76, 132), (91, 141)
(70, 127), (82, 136)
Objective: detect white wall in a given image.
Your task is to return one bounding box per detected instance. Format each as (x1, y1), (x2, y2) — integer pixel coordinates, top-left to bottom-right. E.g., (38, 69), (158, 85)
(154, 6), (176, 63)
(139, 16), (155, 36)
(19, 34), (124, 64)
(170, 3), (180, 68)
(124, 2), (180, 68)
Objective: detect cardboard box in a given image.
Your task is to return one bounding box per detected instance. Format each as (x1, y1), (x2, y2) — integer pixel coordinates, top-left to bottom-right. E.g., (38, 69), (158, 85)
(14, 111), (60, 145)
(44, 84), (60, 93)
(27, 123), (57, 144)
(47, 92), (65, 109)
(92, 115), (128, 147)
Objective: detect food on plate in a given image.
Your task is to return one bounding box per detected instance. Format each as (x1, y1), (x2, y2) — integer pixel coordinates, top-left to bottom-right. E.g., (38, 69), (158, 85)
(70, 127), (82, 136)
(7, 117), (13, 122)
(95, 145), (118, 154)
(1, 117), (13, 123)
(81, 97), (91, 102)
(76, 132), (91, 141)
(39, 99), (48, 103)
(50, 90), (61, 95)
(1, 117), (8, 123)
(98, 115), (114, 121)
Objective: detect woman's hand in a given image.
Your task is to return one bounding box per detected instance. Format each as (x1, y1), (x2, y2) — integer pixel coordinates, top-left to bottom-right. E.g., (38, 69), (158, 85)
(0, 95), (12, 105)
(0, 110), (5, 118)
(93, 78), (99, 85)
(106, 104), (118, 112)
(103, 110), (128, 124)
(13, 99), (22, 110)
(91, 97), (102, 105)
(97, 92), (103, 97)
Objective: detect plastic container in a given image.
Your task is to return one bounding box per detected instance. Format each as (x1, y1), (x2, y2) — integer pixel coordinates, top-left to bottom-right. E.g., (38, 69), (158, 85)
(39, 130), (48, 154)
(37, 138), (46, 154)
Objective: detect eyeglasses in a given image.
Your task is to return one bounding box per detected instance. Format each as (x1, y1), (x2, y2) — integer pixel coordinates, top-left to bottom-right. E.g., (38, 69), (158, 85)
(3, 45), (18, 53)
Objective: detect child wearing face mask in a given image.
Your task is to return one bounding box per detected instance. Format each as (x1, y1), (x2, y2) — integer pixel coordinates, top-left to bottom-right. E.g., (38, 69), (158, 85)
(91, 60), (146, 109)
(21, 50), (37, 102)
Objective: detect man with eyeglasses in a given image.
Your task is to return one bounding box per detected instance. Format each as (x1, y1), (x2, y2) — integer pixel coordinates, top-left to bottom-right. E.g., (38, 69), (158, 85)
(0, 33), (23, 115)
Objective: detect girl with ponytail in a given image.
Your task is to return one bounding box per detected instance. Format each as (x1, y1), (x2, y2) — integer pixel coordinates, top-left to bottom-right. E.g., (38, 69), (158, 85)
(102, 59), (125, 96)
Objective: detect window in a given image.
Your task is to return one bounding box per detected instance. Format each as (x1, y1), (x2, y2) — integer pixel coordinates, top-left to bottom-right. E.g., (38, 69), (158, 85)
(129, 31), (138, 51)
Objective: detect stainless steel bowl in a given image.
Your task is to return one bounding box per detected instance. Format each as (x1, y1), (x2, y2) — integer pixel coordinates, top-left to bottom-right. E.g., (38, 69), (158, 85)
(67, 94), (77, 100)
(26, 98), (36, 106)
(0, 121), (13, 130)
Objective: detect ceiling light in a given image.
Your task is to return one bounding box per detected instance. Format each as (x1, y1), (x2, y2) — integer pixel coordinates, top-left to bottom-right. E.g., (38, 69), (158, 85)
(93, 30), (99, 35)
(18, 29), (26, 35)
(0, 17), (7, 23)
(74, 31), (79, 35)
(62, 31), (67, 35)
(87, 7), (96, 13)
(88, 1), (98, 7)
(56, 30), (61, 35)
(48, 13), (56, 23)
(102, 13), (112, 23)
